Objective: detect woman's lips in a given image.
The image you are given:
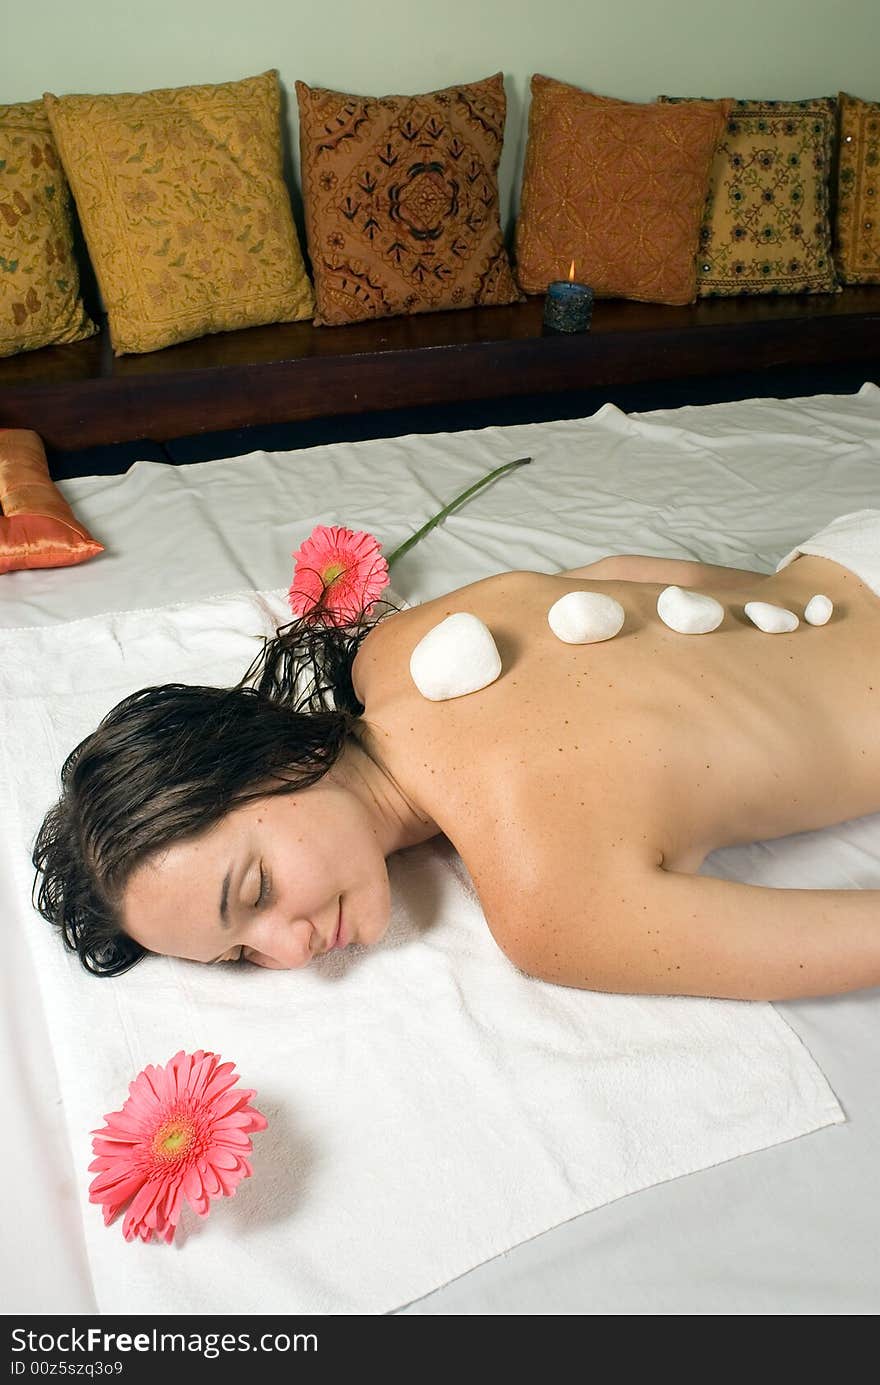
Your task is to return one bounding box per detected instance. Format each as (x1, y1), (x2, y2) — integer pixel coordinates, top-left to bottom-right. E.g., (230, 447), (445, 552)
(331, 900), (346, 950)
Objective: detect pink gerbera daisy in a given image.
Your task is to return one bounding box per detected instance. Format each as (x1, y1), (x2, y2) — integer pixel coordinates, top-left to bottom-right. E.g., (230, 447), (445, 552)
(88, 1050), (268, 1245)
(288, 524), (389, 626)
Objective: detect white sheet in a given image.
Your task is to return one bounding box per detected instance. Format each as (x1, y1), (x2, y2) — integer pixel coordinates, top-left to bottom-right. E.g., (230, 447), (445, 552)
(3, 382), (880, 1314)
(0, 588), (844, 1315)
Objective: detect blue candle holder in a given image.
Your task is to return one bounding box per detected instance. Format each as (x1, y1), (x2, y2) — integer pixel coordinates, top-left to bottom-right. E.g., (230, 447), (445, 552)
(543, 278), (593, 333)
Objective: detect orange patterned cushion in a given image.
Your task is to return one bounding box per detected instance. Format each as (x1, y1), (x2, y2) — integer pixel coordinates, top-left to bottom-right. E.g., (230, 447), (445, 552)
(834, 92), (880, 285)
(514, 76), (731, 306)
(0, 429), (103, 574)
(296, 73), (523, 326)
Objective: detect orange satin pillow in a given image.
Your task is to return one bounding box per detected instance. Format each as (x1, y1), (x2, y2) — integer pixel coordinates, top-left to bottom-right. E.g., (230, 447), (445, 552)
(0, 429), (104, 574)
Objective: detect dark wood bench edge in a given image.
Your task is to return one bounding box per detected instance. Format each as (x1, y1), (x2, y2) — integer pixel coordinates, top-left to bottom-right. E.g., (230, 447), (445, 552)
(1, 290), (878, 452)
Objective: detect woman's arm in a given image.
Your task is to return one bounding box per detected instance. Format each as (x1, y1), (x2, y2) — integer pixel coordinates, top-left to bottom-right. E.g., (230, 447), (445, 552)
(505, 863), (880, 1002)
(560, 555), (770, 590)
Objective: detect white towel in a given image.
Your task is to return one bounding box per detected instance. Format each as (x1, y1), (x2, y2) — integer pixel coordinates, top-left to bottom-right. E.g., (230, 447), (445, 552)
(0, 589), (844, 1315)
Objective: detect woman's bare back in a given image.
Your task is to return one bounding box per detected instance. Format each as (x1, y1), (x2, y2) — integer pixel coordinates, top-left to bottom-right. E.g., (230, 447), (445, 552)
(351, 555), (880, 1000)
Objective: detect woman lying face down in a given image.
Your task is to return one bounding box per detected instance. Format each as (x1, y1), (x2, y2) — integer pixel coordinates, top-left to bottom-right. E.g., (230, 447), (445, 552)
(32, 544), (880, 1000)
(32, 629), (437, 976)
(119, 711), (436, 970)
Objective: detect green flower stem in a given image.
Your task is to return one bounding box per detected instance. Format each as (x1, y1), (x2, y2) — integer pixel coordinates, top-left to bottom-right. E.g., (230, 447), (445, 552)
(384, 456), (532, 569)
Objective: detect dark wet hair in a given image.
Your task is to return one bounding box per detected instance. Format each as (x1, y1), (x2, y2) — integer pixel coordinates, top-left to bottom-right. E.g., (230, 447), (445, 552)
(31, 597), (402, 977)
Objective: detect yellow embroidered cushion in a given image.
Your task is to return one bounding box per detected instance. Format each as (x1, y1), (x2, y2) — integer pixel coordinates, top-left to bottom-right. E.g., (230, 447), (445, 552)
(514, 77), (731, 306)
(296, 73), (523, 326)
(834, 92), (880, 285)
(43, 71), (315, 355)
(659, 96), (839, 296)
(0, 100), (96, 358)
(0, 429), (104, 575)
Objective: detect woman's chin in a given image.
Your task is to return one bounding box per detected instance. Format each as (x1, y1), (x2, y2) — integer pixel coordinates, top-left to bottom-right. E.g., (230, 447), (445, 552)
(359, 913), (391, 950)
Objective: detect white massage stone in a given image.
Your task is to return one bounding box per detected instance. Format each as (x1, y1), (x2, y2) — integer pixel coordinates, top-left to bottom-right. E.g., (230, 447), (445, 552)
(656, 585), (724, 635)
(409, 612), (502, 701)
(804, 594), (833, 626)
(744, 600), (799, 634)
(548, 591), (625, 644)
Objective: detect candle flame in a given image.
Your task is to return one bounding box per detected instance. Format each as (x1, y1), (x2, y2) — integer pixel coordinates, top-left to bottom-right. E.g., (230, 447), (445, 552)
(568, 260), (576, 282)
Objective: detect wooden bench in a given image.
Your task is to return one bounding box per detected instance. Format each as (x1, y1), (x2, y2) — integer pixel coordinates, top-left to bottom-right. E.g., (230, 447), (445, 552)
(1, 287), (878, 453)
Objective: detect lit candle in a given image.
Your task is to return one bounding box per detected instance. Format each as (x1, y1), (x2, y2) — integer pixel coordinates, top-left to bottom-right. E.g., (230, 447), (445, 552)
(542, 260), (593, 334)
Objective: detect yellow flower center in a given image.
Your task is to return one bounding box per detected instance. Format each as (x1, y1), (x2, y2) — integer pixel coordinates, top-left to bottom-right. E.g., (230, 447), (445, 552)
(154, 1117), (195, 1160)
(322, 562), (346, 586)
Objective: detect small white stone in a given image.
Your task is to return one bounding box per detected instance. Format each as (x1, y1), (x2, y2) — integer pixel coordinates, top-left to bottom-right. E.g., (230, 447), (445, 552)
(744, 600), (799, 633)
(657, 585), (724, 634)
(548, 591), (625, 644)
(409, 612), (502, 701)
(804, 593), (833, 626)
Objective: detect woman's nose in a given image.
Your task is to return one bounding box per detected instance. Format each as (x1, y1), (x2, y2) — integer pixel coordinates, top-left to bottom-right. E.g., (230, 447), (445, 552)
(249, 917), (315, 969)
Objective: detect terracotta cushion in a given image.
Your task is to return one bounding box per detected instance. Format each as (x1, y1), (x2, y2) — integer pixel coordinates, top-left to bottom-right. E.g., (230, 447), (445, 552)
(296, 72), (523, 325)
(514, 76), (731, 306)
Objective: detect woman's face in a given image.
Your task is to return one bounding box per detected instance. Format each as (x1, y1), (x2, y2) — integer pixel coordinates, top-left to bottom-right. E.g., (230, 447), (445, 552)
(120, 780), (393, 969)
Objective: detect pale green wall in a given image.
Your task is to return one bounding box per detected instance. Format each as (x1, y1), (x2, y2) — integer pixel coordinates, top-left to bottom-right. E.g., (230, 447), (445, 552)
(3, 0), (878, 236)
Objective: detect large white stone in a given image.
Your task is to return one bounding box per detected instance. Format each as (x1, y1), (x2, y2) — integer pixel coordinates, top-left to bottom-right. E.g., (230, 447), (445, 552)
(656, 585), (724, 635)
(804, 593), (833, 626)
(409, 612), (502, 701)
(548, 590), (625, 644)
(744, 600), (799, 633)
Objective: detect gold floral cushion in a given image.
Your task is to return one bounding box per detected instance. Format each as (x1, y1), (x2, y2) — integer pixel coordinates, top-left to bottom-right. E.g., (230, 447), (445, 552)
(834, 92), (880, 284)
(0, 100), (96, 358)
(43, 71), (314, 355)
(295, 73), (522, 326)
(514, 77), (730, 306)
(659, 96), (839, 296)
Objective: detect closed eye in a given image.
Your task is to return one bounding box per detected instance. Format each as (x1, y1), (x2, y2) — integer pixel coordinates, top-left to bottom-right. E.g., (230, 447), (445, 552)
(210, 863), (271, 963)
(255, 862), (271, 909)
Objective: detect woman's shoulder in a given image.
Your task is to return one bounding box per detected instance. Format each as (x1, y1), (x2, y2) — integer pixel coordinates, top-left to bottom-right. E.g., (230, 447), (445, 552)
(354, 570), (540, 694)
(375, 569), (551, 639)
